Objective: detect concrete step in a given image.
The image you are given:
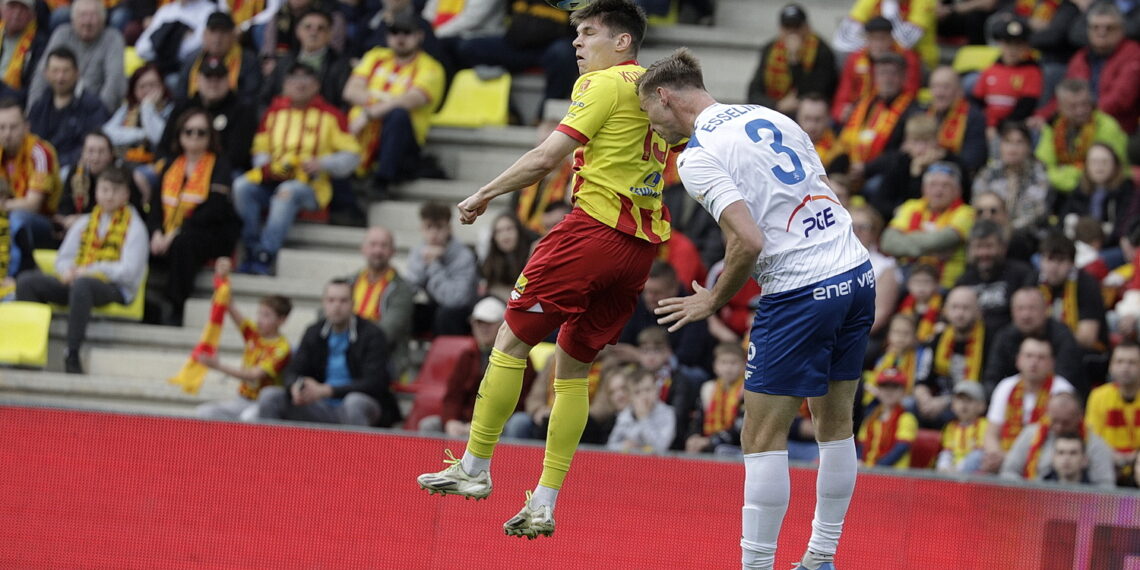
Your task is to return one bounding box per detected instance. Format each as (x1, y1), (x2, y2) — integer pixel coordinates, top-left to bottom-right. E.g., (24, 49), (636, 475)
(0, 367), (231, 404)
(192, 271), (332, 302)
(182, 297), (319, 341)
(639, 44), (757, 104)
(429, 146), (522, 187)
(427, 126), (536, 150)
(392, 178), (474, 204)
(286, 224), (366, 251)
(0, 391), (199, 417)
(275, 248), (364, 280)
(367, 199), (506, 250)
(51, 319), (250, 353)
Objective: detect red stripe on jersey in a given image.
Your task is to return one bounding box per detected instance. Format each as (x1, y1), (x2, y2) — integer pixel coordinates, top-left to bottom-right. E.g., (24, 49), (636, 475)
(1106, 409), (1127, 427)
(639, 206), (659, 242)
(556, 124), (589, 145)
(617, 195), (637, 235)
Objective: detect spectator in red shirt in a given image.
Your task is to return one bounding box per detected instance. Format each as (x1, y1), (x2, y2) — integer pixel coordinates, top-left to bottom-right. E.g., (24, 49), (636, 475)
(1063, 2), (1140, 134)
(972, 18), (1043, 139)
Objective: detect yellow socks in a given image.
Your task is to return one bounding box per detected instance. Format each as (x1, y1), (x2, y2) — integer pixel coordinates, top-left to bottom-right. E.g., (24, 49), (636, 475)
(465, 349), (528, 460)
(538, 378), (590, 490)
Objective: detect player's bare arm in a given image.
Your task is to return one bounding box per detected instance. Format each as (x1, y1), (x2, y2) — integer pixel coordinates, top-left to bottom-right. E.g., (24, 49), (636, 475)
(655, 201), (763, 331)
(457, 131), (580, 225)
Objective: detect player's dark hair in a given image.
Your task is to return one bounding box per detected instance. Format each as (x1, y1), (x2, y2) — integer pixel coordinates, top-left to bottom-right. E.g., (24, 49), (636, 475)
(419, 201), (451, 224)
(1039, 230), (1076, 261)
(637, 47), (706, 97)
(259, 295), (293, 318)
(571, 0), (647, 55)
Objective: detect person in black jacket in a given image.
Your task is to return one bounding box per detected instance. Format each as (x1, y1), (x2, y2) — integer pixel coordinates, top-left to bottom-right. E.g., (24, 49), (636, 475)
(252, 278), (400, 427)
(156, 59), (258, 174)
(745, 4), (838, 116)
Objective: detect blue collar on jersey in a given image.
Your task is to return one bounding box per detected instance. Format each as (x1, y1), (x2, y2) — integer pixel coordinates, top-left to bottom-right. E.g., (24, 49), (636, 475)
(686, 133), (702, 149)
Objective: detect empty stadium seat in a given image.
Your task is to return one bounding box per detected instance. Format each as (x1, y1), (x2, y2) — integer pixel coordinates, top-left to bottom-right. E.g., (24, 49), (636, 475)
(33, 249), (147, 321)
(431, 69), (510, 128)
(401, 335), (480, 430)
(0, 301), (52, 368)
(951, 46), (1001, 75)
(910, 428), (943, 469)
(123, 46), (144, 78)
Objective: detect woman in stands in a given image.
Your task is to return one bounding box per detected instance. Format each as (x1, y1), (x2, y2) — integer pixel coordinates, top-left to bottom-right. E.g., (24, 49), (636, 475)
(103, 64), (173, 175)
(479, 212), (535, 301)
(971, 121), (1052, 232)
(56, 131), (144, 233)
(1060, 142), (1137, 249)
(147, 108), (240, 326)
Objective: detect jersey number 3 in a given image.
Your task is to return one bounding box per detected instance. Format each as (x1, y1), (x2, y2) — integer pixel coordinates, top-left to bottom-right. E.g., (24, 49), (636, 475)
(745, 119), (806, 185)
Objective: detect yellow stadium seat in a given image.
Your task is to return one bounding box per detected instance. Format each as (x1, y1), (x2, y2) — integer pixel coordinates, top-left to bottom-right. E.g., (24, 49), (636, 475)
(34, 249), (147, 321)
(0, 301), (52, 367)
(951, 46), (1001, 75)
(917, 87), (932, 105)
(647, 0), (679, 26)
(528, 341), (557, 371)
(124, 46), (144, 78)
(431, 69), (510, 128)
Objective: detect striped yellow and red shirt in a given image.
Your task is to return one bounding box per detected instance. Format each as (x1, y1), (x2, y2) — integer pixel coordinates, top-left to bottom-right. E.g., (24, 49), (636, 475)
(0, 134), (61, 215)
(237, 318), (291, 400)
(556, 62), (671, 244)
(940, 417), (988, 466)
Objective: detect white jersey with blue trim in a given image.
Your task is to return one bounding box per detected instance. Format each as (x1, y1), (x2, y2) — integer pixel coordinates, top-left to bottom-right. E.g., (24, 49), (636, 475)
(677, 103), (869, 295)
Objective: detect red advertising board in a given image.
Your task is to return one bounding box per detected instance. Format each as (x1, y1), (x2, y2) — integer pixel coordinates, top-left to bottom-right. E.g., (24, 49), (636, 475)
(0, 406), (1136, 569)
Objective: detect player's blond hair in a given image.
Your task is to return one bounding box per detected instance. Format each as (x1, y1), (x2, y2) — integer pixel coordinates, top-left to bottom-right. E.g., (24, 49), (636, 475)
(636, 47), (706, 98)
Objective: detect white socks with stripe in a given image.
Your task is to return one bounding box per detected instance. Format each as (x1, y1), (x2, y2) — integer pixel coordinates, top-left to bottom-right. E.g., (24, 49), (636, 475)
(741, 450), (790, 570)
(805, 436), (857, 562)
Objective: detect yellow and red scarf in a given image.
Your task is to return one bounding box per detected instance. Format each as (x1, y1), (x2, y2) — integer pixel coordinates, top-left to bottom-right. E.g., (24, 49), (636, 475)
(862, 404), (905, 466)
(763, 34), (819, 101)
(703, 376), (744, 435)
(0, 208), (10, 291)
(814, 129), (843, 167)
(432, 0), (465, 28)
(0, 21), (37, 89)
(871, 349), (918, 396)
(169, 275), (230, 394)
(76, 205), (131, 267)
(188, 44), (243, 96)
(69, 165), (91, 212)
(161, 153), (215, 234)
(352, 267), (396, 321)
(1053, 116), (1096, 169)
(898, 293), (942, 343)
(933, 320), (985, 381)
(1000, 376), (1054, 450)
(517, 160), (573, 234)
(843, 92), (914, 163)
(1016, 0), (1059, 20)
(1040, 279), (1079, 332)
(932, 98), (970, 154)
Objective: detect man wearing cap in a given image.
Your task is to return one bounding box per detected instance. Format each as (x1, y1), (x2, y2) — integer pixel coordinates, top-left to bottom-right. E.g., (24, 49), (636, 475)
(27, 0), (125, 112)
(926, 66), (986, 175)
(832, 16), (921, 124)
(261, 8), (351, 110)
(935, 381), (989, 472)
(347, 226), (414, 378)
(26, 46), (109, 168)
(999, 390), (1115, 486)
(417, 296), (538, 435)
(1035, 78), (1129, 194)
(971, 18), (1042, 139)
(745, 4), (837, 116)
(234, 62), (360, 274)
(0, 0), (47, 98)
(135, 0), (222, 64)
(176, 12), (259, 103)
(834, 0), (938, 68)
(1062, 2), (1140, 134)
(881, 161), (974, 288)
(1085, 341), (1140, 483)
(916, 286), (990, 427)
(343, 12), (444, 198)
(838, 51), (919, 170)
(158, 56), (258, 174)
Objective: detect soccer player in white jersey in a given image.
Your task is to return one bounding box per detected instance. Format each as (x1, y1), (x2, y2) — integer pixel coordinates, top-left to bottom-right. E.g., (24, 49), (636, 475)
(639, 49), (874, 570)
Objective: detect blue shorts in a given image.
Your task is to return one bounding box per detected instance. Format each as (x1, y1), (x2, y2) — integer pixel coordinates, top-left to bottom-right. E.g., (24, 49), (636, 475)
(745, 261), (875, 397)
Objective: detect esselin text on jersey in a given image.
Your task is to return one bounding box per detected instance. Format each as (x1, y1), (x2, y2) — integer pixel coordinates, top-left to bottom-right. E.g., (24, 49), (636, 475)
(698, 105), (755, 132)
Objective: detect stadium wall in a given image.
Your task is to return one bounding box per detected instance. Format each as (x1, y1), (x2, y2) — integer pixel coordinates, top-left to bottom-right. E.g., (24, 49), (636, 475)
(0, 406), (1136, 569)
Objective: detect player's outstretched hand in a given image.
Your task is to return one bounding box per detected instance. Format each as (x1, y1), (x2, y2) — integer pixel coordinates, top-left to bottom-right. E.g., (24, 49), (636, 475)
(457, 192), (489, 225)
(655, 281), (716, 332)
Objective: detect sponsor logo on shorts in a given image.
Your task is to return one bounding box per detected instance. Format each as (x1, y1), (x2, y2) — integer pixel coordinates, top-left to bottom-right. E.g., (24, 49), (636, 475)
(811, 267), (875, 300)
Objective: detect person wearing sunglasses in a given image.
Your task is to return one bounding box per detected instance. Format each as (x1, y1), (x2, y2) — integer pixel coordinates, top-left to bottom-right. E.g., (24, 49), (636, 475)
(147, 107), (240, 326)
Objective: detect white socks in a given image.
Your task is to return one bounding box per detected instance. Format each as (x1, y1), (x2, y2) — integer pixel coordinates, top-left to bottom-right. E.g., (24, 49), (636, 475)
(806, 436), (857, 559)
(461, 451), (490, 476)
(530, 484), (559, 510)
(742, 451), (790, 570)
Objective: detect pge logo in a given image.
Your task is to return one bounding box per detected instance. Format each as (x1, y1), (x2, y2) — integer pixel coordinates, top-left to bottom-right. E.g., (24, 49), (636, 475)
(803, 207), (836, 238)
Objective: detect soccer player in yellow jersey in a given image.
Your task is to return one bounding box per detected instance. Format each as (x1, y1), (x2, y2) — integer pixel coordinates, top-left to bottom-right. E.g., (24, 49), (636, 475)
(417, 0), (670, 539)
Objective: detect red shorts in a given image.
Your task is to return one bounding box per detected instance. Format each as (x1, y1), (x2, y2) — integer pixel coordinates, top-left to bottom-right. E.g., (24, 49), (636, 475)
(506, 208), (657, 363)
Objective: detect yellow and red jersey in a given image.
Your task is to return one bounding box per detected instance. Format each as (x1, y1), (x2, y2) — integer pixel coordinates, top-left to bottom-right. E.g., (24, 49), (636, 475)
(858, 403), (918, 468)
(940, 417), (987, 465)
(237, 318), (291, 400)
(0, 134), (61, 215)
(350, 47), (446, 148)
(1086, 383), (1140, 454)
(556, 62), (671, 244)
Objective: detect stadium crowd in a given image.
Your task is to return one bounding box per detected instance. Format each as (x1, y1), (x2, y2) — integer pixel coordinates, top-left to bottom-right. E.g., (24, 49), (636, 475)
(0, 0), (1139, 490)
